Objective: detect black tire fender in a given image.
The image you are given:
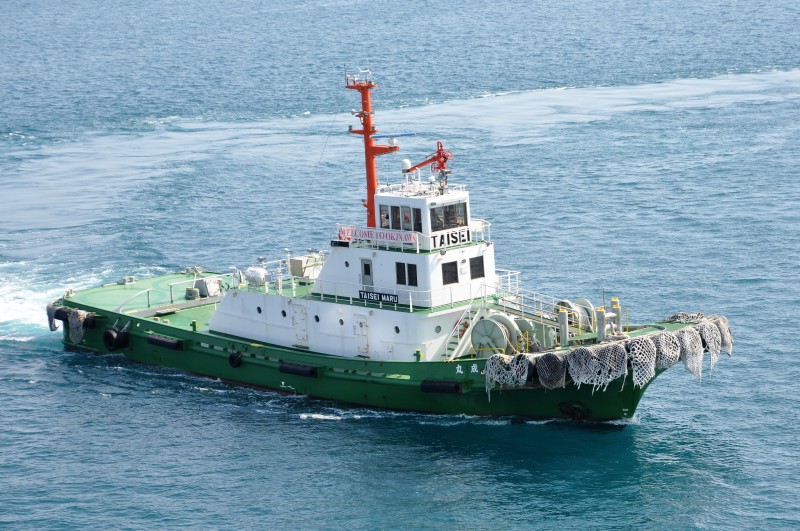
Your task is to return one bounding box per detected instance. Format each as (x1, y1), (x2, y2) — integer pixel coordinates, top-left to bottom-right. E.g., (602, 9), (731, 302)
(103, 328), (129, 352)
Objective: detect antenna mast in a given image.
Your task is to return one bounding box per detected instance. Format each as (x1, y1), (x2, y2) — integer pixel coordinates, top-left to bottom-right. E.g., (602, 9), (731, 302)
(346, 70), (399, 228)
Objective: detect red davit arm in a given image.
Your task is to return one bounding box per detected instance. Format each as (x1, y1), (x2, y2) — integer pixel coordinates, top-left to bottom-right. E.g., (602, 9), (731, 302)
(346, 76), (399, 228)
(403, 141), (452, 174)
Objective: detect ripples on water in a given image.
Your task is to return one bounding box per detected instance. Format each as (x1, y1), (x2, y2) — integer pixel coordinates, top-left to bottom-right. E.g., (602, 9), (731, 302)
(2, 0), (800, 527)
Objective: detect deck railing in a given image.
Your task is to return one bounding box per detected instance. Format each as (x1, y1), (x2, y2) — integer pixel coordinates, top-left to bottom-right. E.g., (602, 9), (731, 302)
(167, 273), (236, 304)
(237, 261), (591, 332)
(115, 289), (153, 313)
(493, 281), (595, 333)
(307, 277), (490, 312)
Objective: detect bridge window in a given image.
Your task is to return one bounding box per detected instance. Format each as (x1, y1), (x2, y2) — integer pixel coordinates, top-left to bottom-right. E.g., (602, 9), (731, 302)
(391, 206), (401, 230)
(380, 205), (389, 228)
(413, 208), (422, 232)
(381, 204), (421, 232)
(401, 206), (412, 231)
(430, 202), (467, 232)
(442, 261), (458, 285)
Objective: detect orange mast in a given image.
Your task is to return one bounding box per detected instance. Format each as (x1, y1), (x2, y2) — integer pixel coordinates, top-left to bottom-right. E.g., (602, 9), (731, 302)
(346, 73), (399, 228)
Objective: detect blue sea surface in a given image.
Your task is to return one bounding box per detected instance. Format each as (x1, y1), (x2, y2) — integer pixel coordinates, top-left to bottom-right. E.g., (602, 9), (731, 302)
(2, 0), (799, 528)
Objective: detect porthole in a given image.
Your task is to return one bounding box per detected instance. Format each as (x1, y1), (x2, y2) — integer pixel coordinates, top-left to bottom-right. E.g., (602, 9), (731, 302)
(345, 261), (350, 267)
(435, 325), (441, 333)
(394, 326), (400, 334)
(339, 318), (344, 325)
(257, 306), (262, 314)
(314, 315), (320, 322)
(281, 310), (287, 318)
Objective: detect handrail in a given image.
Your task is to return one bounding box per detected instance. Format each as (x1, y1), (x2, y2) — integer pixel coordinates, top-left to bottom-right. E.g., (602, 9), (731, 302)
(115, 289), (153, 313)
(444, 306), (475, 361)
(168, 273), (235, 304)
(239, 260), (591, 333)
(470, 218), (491, 243)
(310, 278), (421, 311)
(494, 284), (595, 332)
(375, 181), (467, 196)
(308, 276), (486, 312)
(444, 285), (487, 361)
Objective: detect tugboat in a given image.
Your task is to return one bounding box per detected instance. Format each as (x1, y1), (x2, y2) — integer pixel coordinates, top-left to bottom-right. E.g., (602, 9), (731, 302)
(46, 71), (732, 421)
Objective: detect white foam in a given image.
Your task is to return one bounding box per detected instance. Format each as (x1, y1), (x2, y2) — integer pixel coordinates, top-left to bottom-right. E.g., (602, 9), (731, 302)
(6, 69), (796, 233)
(0, 335), (36, 342)
(0, 284), (61, 327)
(378, 69), (800, 146)
(0, 265), (105, 335)
(608, 413), (642, 426)
(299, 413), (342, 421)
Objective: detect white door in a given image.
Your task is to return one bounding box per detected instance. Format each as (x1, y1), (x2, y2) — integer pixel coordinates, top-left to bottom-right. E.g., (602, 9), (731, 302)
(293, 304), (308, 342)
(361, 259), (373, 288)
(355, 314), (369, 354)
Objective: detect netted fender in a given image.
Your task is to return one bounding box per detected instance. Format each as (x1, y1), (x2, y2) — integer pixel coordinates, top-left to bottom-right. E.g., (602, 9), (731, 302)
(712, 315), (734, 355)
(567, 347), (596, 389)
(627, 336), (657, 388)
(653, 331), (681, 369)
(537, 352), (566, 389)
(676, 327), (704, 378)
(593, 343), (628, 390)
(696, 320), (722, 369)
(484, 353), (534, 392)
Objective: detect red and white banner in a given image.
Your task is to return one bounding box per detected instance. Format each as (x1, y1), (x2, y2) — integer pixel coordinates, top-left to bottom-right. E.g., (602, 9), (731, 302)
(338, 226), (418, 244)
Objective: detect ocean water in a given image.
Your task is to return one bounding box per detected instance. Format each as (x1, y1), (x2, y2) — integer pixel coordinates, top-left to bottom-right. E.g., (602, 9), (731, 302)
(2, 0), (799, 528)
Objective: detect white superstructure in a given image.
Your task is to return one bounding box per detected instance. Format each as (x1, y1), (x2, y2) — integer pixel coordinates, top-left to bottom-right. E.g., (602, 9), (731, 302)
(209, 168), (500, 362)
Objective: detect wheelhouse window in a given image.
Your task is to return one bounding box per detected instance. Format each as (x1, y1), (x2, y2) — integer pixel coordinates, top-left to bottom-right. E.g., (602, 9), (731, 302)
(391, 206), (401, 230)
(380, 205), (389, 229)
(413, 208), (422, 232)
(401, 206), (412, 231)
(430, 202), (468, 232)
(381, 204), (421, 232)
(470, 256), (485, 279)
(442, 261), (458, 285)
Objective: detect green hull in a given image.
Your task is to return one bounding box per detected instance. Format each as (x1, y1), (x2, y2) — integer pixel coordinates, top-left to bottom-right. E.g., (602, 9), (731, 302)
(50, 272), (658, 421)
(62, 322), (651, 420)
